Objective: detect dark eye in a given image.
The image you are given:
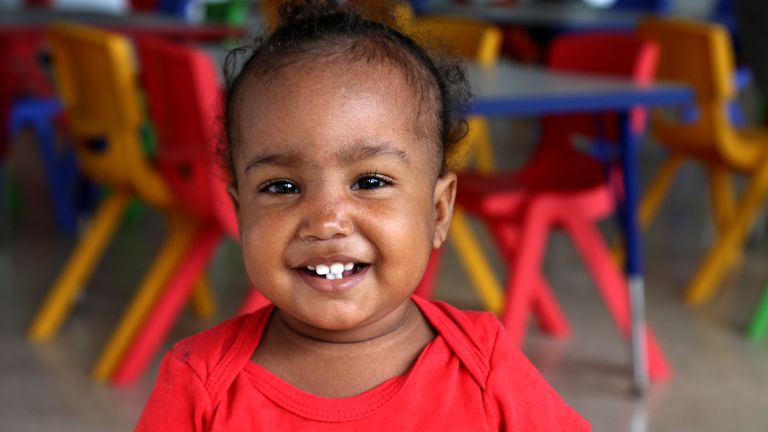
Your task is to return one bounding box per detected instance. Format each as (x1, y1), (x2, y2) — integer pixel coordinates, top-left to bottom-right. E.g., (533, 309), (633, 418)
(261, 180), (300, 194)
(352, 174), (391, 190)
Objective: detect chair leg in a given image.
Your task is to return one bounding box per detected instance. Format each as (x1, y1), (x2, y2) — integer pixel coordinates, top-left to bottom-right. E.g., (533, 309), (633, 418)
(188, 275), (216, 319)
(8, 97), (77, 234)
(708, 165), (736, 231)
(468, 117), (496, 174)
(707, 165), (742, 269)
(488, 220), (570, 338)
(685, 162), (768, 305)
(500, 204), (553, 344)
(613, 154), (685, 264)
(562, 211), (672, 380)
(448, 209), (505, 313)
(109, 223), (222, 386)
(747, 280), (768, 342)
(91, 213), (198, 382)
(27, 191), (131, 341)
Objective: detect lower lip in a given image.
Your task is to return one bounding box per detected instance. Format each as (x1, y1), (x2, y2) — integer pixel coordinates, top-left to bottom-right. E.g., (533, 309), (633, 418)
(296, 266), (370, 293)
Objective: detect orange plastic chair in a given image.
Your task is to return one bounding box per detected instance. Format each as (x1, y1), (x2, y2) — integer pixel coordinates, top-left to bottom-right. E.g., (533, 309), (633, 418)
(107, 36), (269, 385)
(454, 32), (671, 380)
(26, 24), (212, 366)
(638, 18), (768, 305)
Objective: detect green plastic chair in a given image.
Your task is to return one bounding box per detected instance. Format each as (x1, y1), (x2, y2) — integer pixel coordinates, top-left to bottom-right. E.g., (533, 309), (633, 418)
(747, 283), (768, 341)
(205, 0), (247, 25)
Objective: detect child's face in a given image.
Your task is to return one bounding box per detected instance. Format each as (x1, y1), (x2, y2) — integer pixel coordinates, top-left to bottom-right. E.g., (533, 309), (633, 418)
(229, 58), (456, 335)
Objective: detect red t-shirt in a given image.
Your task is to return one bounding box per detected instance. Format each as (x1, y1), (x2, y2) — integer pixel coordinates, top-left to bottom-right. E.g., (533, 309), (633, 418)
(137, 296), (590, 431)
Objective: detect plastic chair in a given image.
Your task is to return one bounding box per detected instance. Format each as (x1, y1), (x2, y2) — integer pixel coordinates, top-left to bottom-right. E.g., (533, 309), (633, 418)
(27, 24), (213, 359)
(638, 18), (768, 305)
(455, 32), (671, 380)
(106, 36), (270, 385)
(7, 97), (81, 233)
(205, 0), (248, 25)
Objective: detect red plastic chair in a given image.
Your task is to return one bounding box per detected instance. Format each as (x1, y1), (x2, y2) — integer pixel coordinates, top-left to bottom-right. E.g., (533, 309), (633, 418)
(109, 36), (268, 386)
(455, 32), (671, 380)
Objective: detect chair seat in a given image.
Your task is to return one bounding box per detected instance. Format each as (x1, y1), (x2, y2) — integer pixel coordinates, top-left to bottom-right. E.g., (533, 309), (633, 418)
(457, 151), (616, 222)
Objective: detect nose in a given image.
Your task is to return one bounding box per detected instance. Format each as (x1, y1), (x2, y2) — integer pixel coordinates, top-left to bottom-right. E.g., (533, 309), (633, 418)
(297, 193), (354, 242)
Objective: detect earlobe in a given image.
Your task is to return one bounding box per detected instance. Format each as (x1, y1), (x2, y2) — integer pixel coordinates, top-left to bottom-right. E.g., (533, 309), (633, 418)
(432, 171), (457, 249)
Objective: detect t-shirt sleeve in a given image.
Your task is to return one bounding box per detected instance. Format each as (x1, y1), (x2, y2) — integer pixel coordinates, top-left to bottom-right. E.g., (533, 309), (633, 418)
(135, 349), (212, 431)
(487, 323), (591, 431)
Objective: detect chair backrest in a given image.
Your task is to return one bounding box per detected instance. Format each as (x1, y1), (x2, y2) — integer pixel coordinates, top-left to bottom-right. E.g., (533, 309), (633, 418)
(136, 36), (238, 237)
(638, 18), (736, 158)
(528, 32), (657, 178)
(411, 17), (502, 67)
(48, 23), (141, 185)
(48, 23), (171, 206)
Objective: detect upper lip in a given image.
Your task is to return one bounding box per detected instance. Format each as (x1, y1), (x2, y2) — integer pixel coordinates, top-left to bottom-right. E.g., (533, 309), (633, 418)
(295, 255), (369, 268)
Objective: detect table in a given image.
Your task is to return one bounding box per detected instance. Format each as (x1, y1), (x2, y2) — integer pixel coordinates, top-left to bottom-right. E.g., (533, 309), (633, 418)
(466, 61), (693, 394)
(424, 2), (716, 32)
(0, 7), (246, 41)
(426, 2), (650, 31)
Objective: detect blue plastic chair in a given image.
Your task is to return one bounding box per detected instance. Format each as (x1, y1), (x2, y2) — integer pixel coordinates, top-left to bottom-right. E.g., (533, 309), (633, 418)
(7, 97), (81, 234)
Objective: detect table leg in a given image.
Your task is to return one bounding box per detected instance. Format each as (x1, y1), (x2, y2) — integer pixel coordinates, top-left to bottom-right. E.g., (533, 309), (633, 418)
(618, 111), (648, 395)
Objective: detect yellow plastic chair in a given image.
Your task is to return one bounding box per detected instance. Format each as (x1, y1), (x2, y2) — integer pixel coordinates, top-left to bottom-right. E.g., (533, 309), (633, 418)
(27, 23), (213, 380)
(638, 18), (768, 305)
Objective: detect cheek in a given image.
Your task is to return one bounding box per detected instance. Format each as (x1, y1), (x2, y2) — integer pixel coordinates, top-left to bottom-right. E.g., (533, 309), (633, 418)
(238, 210), (291, 283)
(371, 200), (434, 286)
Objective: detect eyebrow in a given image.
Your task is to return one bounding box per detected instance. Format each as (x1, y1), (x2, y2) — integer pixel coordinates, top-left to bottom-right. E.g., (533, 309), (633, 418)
(243, 151), (301, 174)
(243, 141), (411, 174)
(336, 141), (411, 166)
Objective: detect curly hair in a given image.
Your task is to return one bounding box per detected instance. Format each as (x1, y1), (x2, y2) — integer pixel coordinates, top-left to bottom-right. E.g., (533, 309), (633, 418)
(220, 0), (471, 183)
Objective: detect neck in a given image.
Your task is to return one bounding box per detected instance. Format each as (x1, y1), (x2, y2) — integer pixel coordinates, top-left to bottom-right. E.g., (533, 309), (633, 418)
(273, 300), (422, 350)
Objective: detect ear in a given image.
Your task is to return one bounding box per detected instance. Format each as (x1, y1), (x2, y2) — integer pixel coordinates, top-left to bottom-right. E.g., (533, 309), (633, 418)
(227, 183), (242, 232)
(432, 171), (457, 249)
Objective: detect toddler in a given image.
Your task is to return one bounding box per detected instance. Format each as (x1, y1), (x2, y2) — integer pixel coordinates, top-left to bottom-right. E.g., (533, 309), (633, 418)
(137, 1), (590, 430)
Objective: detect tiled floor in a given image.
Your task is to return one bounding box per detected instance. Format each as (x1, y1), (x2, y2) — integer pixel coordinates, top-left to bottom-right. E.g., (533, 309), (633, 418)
(3, 118), (768, 431)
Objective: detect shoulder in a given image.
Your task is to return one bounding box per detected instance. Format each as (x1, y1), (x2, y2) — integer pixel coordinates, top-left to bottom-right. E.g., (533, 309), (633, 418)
(417, 297), (502, 354)
(166, 306), (270, 385)
(413, 296), (504, 387)
(413, 297), (590, 430)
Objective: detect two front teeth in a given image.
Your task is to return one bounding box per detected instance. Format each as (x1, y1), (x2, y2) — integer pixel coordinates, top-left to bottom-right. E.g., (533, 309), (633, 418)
(307, 262), (355, 280)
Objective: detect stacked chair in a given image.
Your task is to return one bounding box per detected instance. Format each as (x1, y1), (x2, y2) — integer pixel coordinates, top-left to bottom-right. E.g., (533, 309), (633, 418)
(453, 32), (671, 380)
(637, 18), (768, 306)
(26, 23), (216, 381)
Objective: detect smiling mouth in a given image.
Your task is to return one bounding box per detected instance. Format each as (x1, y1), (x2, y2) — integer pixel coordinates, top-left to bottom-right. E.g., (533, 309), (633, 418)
(299, 262), (370, 280)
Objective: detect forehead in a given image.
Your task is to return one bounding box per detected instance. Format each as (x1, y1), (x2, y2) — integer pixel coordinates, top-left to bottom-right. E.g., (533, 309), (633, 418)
(233, 58), (440, 171)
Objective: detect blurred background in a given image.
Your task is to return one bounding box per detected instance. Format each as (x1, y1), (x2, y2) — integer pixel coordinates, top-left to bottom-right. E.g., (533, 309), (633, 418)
(3, 0), (768, 430)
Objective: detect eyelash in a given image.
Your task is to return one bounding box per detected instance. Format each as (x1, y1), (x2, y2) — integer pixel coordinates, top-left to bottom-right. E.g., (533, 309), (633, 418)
(260, 179), (299, 194)
(351, 172), (393, 190)
(258, 172), (393, 195)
